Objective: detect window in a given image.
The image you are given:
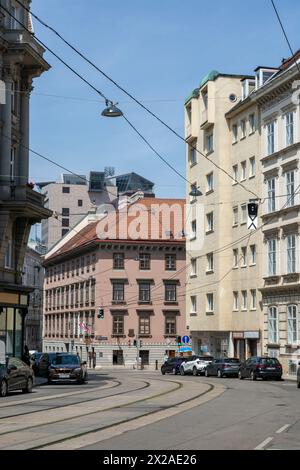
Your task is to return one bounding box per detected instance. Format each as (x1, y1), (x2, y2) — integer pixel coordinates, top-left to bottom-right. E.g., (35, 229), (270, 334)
(113, 283), (124, 302)
(10, 147), (16, 182)
(92, 253), (96, 271)
(80, 282), (84, 305)
(165, 315), (176, 335)
(191, 220), (197, 239)
(191, 258), (197, 276)
(206, 133), (213, 153)
(11, 81), (18, 113)
(5, 240), (13, 268)
(62, 218), (69, 227)
(249, 114), (255, 134)
(241, 204), (247, 224)
(287, 234), (296, 273)
(250, 245), (256, 264)
(241, 161), (246, 181)
(91, 279), (95, 304)
(240, 120), (246, 139)
(62, 208), (69, 216)
(206, 293), (214, 312)
(241, 247), (247, 266)
(86, 255), (90, 273)
(78, 199), (83, 207)
(268, 239), (277, 276)
(232, 124), (238, 143)
(139, 253), (150, 270)
(233, 249), (238, 267)
(139, 315), (150, 335)
(285, 112), (294, 146)
(113, 253), (124, 270)
(241, 290), (247, 310)
(165, 283), (177, 302)
(139, 282), (151, 303)
(250, 289), (256, 309)
(62, 187), (70, 194)
(267, 178), (276, 213)
(112, 315), (124, 335)
(233, 207), (238, 226)
(70, 285), (74, 307)
(233, 292), (238, 311)
(232, 164), (238, 183)
(206, 212), (214, 232)
(191, 296), (197, 313)
(10, 5), (19, 29)
(165, 254), (176, 271)
(286, 170), (295, 207)
(267, 121), (275, 155)
(189, 144), (197, 165)
(206, 172), (214, 192)
(268, 306), (278, 343)
(287, 305), (297, 344)
(249, 157), (256, 177)
(190, 183), (197, 202)
(207, 253), (213, 272)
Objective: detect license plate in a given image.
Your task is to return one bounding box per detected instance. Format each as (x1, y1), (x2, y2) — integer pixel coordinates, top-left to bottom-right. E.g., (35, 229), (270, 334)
(266, 367), (275, 370)
(59, 373), (70, 378)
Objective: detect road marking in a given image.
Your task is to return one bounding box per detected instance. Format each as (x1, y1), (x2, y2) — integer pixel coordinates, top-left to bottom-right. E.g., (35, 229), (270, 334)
(254, 437), (273, 450)
(276, 424), (290, 434)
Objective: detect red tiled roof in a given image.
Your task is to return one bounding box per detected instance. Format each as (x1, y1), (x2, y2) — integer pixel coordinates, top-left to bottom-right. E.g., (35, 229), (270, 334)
(46, 198), (186, 262)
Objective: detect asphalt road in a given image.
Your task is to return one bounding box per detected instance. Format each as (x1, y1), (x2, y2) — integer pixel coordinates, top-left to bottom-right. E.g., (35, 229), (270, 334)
(0, 369), (299, 450)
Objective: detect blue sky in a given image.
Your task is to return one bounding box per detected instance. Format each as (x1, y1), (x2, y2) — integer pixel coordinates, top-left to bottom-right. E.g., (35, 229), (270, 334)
(29, 0), (300, 198)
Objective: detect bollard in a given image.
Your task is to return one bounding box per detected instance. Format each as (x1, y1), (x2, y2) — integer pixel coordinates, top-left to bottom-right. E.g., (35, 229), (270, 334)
(155, 359), (158, 370)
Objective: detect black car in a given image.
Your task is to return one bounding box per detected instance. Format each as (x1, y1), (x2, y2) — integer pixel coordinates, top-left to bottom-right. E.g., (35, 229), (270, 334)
(161, 357), (186, 375)
(297, 362), (300, 389)
(238, 357), (282, 381)
(205, 358), (241, 378)
(39, 353), (87, 384)
(0, 357), (34, 397)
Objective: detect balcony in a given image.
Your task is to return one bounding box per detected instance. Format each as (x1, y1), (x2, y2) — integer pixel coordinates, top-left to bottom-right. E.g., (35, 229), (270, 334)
(4, 29), (50, 72)
(200, 108), (214, 129)
(0, 184), (52, 222)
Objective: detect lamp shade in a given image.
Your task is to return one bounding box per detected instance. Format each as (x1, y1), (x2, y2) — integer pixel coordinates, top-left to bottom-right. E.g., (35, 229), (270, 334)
(101, 104), (123, 117)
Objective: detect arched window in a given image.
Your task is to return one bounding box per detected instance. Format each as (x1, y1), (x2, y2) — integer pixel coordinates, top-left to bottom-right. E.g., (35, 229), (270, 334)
(287, 305), (297, 344)
(268, 306), (278, 343)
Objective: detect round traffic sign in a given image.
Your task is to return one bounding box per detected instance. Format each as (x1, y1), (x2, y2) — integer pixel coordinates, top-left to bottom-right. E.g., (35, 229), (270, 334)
(181, 335), (190, 344)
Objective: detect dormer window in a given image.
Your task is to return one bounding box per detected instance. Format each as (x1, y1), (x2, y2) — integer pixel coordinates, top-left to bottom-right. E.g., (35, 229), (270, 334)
(241, 78), (255, 100)
(255, 67), (278, 90)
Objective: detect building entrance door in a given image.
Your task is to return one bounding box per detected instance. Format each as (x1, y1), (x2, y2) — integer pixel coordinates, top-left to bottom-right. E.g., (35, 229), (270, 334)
(247, 339), (257, 357)
(113, 350), (124, 365)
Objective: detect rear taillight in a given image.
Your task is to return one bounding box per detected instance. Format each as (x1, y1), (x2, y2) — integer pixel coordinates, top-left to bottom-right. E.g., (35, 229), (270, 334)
(224, 364), (229, 368)
(275, 364), (281, 369)
(256, 364), (265, 369)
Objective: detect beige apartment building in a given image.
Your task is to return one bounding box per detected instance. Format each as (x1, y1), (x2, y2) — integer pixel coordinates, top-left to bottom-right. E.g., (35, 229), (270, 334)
(185, 52), (300, 374)
(185, 70), (262, 361)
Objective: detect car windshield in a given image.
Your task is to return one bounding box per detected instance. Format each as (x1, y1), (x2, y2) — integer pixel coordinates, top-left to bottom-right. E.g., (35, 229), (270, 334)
(51, 355), (79, 365)
(226, 358), (240, 363)
(261, 358), (279, 365)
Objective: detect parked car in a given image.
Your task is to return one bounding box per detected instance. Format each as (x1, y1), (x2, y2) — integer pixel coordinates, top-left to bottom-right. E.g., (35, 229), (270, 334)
(39, 353), (87, 384)
(239, 357), (282, 381)
(205, 358), (241, 378)
(30, 352), (43, 376)
(180, 355), (214, 376)
(161, 357), (186, 375)
(0, 357), (34, 397)
(297, 362), (300, 389)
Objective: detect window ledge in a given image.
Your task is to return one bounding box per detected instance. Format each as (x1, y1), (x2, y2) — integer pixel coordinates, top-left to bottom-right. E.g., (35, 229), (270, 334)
(250, 308), (257, 311)
(111, 334), (126, 338)
(249, 130), (255, 136)
(189, 312), (197, 316)
(285, 343), (299, 349)
(190, 274), (197, 278)
(164, 301), (178, 306)
(164, 334), (176, 338)
(139, 334), (152, 338)
(240, 136), (246, 141)
(232, 140), (238, 145)
(241, 308), (247, 312)
(138, 301), (152, 305)
(233, 266), (238, 270)
(206, 150), (214, 157)
(240, 178), (246, 182)
(206, 311), (214, 315)
(189, 236), (197, 241)
(266, 343), (280, 348)
(249, 263), (256, 267)
(190, 161), (197, 168)
(241, 264), (247, 268)
(232, 223), (238, 228)
(112, 301), (126, 305)
(205, 189), (214, 196)
(233, 309), (239, 312)
(206, 270), (214, 275)
(240, 221), (247, 226)
(205, 229), (214, 235)
(249, 174), (255, 179)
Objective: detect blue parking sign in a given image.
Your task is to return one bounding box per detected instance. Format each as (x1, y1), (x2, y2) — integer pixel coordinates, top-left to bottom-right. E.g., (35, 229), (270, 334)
(181, 335), (190, 344)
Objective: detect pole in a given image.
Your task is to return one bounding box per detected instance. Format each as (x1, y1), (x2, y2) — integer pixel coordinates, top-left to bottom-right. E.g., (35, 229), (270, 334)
(137, 338), (140, 370)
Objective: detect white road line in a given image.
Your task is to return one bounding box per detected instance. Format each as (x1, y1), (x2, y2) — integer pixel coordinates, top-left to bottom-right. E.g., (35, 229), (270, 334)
(254, 437), (273, 450)
(276, 424), (290, 434)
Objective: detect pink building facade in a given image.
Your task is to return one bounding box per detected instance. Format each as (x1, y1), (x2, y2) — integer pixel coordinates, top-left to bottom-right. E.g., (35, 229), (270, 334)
(42, 198), (187, 368)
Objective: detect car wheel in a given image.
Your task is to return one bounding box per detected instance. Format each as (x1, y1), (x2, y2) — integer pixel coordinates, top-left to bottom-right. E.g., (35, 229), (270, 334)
(217, 369), (223, 378)
(205, 369), (209, 377)
(192, 367), (198, 376)
(238, 370), (244, 380)
(22, 377), (33, 393)
(173, 367), (177, 375)
(161, 369), (165, 375)
(180, 367), (185, 376)
(297, 381), (300, 389)
(0, 380), (8, 398)
(250, 371), (256, 381)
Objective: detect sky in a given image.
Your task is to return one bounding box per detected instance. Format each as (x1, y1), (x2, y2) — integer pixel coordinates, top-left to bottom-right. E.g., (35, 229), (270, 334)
(28, 0), (300, 199)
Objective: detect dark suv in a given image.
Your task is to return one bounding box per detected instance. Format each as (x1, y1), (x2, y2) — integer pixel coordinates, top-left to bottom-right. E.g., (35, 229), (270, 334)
(238, 357), (282, 381)
(161, 357), (186, 375)
(205, 358), (240, 378)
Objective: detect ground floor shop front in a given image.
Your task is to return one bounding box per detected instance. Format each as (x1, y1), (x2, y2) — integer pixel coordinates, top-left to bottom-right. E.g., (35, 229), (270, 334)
(190, 330), (261, 362)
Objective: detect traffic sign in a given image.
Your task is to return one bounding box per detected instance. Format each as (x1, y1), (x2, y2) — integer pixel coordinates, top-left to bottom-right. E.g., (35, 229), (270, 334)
(181, 335), (190, 344)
